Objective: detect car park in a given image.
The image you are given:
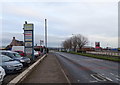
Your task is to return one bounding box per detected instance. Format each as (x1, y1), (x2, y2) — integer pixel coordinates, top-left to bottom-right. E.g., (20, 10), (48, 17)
(0, 55), (23, 74)
(1, 51), (31, 66)
(0, 66), (6, 84)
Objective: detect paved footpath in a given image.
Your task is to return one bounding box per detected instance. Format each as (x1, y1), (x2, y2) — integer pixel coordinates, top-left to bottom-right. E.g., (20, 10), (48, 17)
(21, 52), (68, 83)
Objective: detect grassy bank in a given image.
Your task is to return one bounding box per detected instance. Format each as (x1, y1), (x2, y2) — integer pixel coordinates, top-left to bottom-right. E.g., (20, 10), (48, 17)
(67, 51), (120, 62)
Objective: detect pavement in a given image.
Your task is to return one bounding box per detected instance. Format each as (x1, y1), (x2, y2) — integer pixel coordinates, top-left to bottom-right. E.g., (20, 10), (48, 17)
(21, 53), (68, 84)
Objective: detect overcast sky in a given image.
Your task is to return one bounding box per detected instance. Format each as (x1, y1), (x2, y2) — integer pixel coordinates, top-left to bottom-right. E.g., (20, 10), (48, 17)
(0, 0), (119, 48)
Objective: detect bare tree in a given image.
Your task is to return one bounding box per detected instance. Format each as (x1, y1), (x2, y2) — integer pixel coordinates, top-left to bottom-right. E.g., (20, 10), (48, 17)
(76, 34), (88, 50)
(71, 36), (78, 51)
(62, 34), (88, 52)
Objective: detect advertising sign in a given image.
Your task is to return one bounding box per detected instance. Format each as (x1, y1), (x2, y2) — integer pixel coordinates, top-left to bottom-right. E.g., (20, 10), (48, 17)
(24, 24), (33, 30)
(24, 23), (34, 60)
(95, 42), (100, 48)
(25, 48), (32, 54)
(25, 42), (32, 47)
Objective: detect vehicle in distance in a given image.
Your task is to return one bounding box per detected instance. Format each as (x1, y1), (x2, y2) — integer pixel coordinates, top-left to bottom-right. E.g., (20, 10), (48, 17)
(0, 55), (23, 74)
(1, 51), (31, 66)
(0, 66), (6, 85)
(34, 50), (40, 57)
(12, 46), (25, 56)
(14, 50), (25, 56)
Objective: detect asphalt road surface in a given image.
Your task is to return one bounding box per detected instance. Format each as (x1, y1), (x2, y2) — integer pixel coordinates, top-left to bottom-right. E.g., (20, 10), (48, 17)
(55, 52), (120, 85)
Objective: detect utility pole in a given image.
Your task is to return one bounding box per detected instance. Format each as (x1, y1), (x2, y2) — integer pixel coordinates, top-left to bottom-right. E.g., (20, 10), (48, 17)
(45, 19), (47, 53)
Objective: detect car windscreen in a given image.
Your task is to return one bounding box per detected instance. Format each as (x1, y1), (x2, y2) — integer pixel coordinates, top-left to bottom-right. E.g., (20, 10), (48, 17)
(1, 55), (13, 62)
(13, 53), (21, 57)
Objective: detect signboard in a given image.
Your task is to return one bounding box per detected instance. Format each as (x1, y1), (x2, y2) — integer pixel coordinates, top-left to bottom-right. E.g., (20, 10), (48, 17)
(24, 31), (32, 34)
(25, 48), (32, 54)
(24, 23), (34, 60)
(24, 24), (33, 30)
(95, 42), (100, 48)
(25, 42), (32, 47)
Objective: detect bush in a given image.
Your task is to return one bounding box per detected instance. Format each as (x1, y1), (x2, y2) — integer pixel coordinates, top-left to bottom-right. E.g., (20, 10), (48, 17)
(68, 51), (120, 62)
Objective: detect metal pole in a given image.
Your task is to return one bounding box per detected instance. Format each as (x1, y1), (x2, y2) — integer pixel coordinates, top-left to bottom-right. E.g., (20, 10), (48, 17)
(45, 19), (47, 53)
(40, 40), (41, 46)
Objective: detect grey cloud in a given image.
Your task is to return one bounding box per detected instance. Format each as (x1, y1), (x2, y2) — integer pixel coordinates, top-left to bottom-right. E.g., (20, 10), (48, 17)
(1, 1), (118, 48)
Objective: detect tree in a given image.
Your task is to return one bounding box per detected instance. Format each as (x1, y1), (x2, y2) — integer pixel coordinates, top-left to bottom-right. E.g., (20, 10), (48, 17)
(76, 34), (88, 50)
(71, 36), (78, 51)
(62, 34), (88, 52)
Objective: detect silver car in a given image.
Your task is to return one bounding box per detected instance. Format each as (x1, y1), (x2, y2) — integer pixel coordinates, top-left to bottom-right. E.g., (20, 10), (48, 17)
(0, 66), (5, 85)
(0, 55), (23, 74)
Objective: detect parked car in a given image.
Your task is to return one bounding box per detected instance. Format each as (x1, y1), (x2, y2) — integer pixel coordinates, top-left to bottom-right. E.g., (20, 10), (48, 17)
(0, 55), (23, 74)
(12, 46), (25, 56)
(1, 51), (31, 66)
(34, 50), (39, 57)
(12, 46), (24, 52)
(0, 66), (6, 85)
(14, 50), (25, 56)
(38, 51), (41, 56)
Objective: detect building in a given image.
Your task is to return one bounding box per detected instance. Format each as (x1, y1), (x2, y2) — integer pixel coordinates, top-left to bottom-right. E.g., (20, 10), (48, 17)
(5, 37), (24, 50)
(10, 37), (24, 46)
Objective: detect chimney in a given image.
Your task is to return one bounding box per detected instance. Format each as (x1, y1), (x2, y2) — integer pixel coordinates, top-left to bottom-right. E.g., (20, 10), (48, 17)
(13, 37), (15, 40)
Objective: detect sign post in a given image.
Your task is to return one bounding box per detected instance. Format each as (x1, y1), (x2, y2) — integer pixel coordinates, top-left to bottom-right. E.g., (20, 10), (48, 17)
(23, 21), (34, 60)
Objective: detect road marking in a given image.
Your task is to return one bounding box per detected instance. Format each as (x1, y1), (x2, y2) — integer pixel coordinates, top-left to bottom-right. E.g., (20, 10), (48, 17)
(110, 73), (120, 78)
(110, 73), (114, 75)
(116, 78), (120, 81)
(99, 74), (113, 82)
(91, 74), (105, 81)
(77, 80), (80, 82)
(90, 80), (98, 83)
(91, 74), (113, 82)
(104, 77), (113, 81)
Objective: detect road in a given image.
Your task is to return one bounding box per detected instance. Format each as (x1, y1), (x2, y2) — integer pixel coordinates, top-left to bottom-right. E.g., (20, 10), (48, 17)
(55, 52), (120, 84)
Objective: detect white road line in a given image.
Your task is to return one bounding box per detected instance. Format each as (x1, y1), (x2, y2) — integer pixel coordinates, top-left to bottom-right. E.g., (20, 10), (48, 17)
(90, 80), (98, 83)
(91, 74), (103, 81)
(116, 78), (120, 81)
(77, 80), (80, 82)
(110, 73), (114, 75)
(110, 73), (120, 78)
(91, 74), (113, 82)
(104, 77), (113, 82)
(98, 74), (113, 82)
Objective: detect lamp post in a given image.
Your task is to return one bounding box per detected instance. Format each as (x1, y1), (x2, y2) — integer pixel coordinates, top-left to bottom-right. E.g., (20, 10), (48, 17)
(45, 19), (47, 53)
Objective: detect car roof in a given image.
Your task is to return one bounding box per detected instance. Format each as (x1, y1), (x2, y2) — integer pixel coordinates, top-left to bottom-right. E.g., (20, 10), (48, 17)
(15, 50), (23, 52)
(0, 50), (18, 54)
(0, 54), (10, 57)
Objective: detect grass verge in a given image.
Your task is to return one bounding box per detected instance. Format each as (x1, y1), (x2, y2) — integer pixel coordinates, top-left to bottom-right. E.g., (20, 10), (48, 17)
(67, 51), (120, 62)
